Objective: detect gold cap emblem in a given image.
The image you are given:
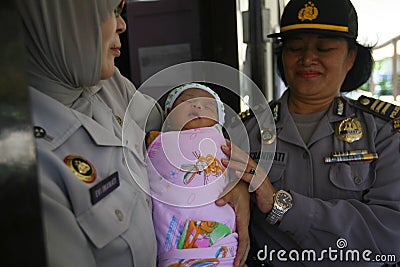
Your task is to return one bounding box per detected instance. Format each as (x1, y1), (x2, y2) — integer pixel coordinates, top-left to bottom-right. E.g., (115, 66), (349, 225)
(336, 118), (363, 143)
(298, 1), (318, 22)
(64, 155), (97, 183)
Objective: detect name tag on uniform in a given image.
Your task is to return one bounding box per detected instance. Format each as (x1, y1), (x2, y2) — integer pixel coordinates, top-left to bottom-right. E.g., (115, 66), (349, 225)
(90, 172), (120, 205)
(250, 151), (286, 164)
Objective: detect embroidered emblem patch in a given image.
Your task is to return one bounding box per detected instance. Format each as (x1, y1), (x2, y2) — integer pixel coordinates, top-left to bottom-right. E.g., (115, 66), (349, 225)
(298, 1), (318, 22)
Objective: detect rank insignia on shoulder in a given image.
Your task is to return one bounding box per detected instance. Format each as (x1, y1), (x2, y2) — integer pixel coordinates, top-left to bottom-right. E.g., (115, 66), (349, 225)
(355, 95), (400, 120)
(393, 118), (400, 133)
(239, 108), (254, 120)
(64, 155), (97, 183)
(229, 108), (254, 126)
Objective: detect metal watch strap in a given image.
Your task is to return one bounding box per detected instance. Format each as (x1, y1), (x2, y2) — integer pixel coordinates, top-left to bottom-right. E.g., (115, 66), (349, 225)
(266, 205), (284, 224)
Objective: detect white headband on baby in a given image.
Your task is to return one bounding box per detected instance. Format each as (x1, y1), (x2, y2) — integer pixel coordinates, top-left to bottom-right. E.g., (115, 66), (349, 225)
(164, 83), (225, 125)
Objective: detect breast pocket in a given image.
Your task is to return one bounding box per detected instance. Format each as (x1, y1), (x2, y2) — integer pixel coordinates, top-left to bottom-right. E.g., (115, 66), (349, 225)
(76, 178), (137, 249)
(329, 162), (376, 191)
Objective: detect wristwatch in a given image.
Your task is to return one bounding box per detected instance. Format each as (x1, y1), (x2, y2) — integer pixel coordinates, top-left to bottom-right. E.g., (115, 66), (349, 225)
(265, 190), (293, 225)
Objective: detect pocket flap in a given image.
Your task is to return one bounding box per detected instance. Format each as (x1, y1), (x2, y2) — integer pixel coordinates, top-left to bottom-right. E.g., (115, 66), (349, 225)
(77, 180), (136, 248)
(329, 162), (376, 191)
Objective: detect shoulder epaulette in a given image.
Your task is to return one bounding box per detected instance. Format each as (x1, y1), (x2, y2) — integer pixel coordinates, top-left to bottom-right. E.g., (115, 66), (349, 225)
(228, 103), (271, 127)
(353, 95), (400, 120)
(239, 109), (254, 120)
(228, 109), (254, 127)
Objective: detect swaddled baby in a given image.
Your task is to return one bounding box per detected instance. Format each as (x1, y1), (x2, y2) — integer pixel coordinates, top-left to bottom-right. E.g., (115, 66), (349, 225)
(146, 83), (238, 267)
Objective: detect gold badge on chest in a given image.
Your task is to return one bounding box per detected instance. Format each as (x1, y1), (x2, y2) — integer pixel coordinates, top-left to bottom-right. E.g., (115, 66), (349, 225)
(64, 155), (97, 183)
(336, 118), (363, 143)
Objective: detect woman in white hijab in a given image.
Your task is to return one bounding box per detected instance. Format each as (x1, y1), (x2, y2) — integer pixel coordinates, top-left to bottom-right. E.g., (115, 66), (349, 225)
(16, 0), (162, 266)
(16, 0), (250, 266)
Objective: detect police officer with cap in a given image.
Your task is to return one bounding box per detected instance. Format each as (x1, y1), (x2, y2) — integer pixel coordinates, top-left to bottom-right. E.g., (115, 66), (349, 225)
(225, 0), (400, 265)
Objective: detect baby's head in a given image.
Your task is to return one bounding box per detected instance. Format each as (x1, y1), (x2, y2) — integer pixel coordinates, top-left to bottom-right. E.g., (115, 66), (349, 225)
(164, 83), (225, 131)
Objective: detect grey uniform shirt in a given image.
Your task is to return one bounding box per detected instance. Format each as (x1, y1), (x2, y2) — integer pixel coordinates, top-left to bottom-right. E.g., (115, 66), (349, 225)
(239, 91), (400, 266)
(30, 70), (162, 267)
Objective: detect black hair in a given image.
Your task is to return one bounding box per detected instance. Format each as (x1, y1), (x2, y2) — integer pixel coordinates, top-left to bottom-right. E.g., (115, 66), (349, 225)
(275, 37), (374, 92)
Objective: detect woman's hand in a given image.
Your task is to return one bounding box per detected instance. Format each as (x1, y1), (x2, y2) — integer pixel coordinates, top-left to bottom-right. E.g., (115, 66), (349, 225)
(221, 139), (276, 214)
(216, 180), (250, 267)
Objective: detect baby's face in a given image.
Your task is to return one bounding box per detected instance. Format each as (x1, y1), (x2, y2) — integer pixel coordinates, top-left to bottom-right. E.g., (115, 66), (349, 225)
(167, 88), (219, 130)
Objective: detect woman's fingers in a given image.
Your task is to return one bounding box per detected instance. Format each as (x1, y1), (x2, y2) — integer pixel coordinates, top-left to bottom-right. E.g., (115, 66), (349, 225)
(221, 158), (248, 177)
(234, 169), (255, 184)
(216, 181), (250, 267)
(221, 140), (269, 192)
(222, 157), (267, 187)
(235, 216), (250, 267)
(222, 140), (253, 165)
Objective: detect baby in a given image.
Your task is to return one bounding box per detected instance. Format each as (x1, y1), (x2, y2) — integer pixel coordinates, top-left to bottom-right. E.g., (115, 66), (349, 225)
(145, 83), (238, 267)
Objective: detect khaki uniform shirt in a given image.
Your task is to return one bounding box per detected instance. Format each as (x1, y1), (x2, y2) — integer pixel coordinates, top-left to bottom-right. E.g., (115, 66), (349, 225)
(30, 72), (162, 267)
(235, 91), (400, 266)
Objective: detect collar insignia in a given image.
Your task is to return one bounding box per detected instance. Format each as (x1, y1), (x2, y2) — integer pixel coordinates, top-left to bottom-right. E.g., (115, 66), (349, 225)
(298, 1), (318, 22)
(114, 115), (123, 126)
(335, 97), (345, 116)
(272, 103), (280, 122)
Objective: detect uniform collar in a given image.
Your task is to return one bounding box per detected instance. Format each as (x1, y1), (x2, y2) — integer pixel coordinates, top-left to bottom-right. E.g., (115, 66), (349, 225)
(272, 91), (304, 147)
(272, 90), (356, 147)
(273, 91), (356, 125)
(30, 87), (121, 150)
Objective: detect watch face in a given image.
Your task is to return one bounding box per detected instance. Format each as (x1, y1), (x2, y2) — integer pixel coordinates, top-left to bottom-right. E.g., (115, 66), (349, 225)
(276, 191), (293, 209)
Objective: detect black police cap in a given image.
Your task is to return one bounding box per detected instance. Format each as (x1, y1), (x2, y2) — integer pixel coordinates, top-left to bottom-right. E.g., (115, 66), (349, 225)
(268, 0), (358, 39)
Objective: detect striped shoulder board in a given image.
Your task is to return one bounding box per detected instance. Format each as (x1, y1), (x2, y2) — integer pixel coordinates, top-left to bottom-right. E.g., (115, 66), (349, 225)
(353, 95), (400, 120)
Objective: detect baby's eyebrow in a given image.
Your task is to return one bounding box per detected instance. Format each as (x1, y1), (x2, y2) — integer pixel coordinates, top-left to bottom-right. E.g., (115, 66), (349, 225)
(181, 93), (196, 98)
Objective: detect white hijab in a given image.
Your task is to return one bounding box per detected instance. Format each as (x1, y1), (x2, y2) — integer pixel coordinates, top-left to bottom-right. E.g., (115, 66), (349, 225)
(17, 0), (120, 107)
